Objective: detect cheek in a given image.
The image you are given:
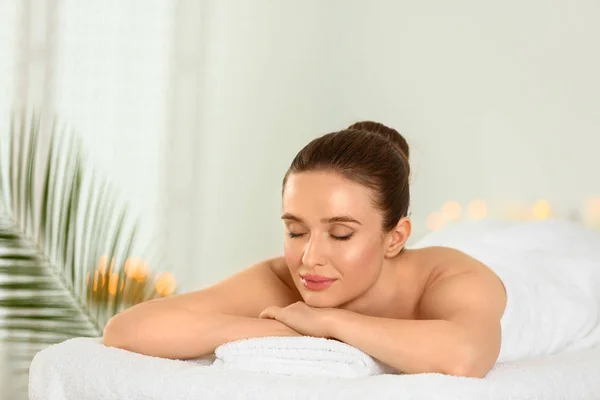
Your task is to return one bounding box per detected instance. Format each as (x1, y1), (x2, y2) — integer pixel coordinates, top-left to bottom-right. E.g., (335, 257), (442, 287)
(283, 240), (302, 272)
(335, 236), (383, 276)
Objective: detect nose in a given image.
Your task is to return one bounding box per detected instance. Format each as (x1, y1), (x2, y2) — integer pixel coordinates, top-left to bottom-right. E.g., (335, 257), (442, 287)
(302, 235), (327, 268)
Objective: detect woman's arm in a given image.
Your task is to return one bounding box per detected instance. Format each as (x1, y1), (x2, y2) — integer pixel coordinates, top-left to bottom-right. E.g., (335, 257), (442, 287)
(103, 306), (301, 359)
(103, 257), (303, 359)
(326, 271), (505, 377)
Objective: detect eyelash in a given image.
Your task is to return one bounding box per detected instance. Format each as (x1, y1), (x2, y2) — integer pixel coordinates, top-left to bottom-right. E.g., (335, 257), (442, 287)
(333, 234), (353, 241)
(287, 233), (354, 241)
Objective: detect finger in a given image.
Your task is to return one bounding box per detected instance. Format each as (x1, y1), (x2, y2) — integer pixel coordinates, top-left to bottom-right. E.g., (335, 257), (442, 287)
(259, 306), (280, 319)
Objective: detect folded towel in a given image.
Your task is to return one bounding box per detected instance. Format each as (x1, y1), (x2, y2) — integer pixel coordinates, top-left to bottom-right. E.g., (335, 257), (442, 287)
(213, 336), (395, 378)
(29, 337), (600, 399)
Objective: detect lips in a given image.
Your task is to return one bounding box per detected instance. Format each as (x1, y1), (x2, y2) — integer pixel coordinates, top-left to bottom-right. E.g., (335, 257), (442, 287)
(301, 274), (335, 282)
(300, 274), (337, 291)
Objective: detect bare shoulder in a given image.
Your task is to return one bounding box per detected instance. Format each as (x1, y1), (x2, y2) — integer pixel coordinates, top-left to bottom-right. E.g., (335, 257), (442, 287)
(269, 256), (298, 293)
(149, 256), (301, 318)
(409, 246), (507, 376)
(413, 246), (507, 321)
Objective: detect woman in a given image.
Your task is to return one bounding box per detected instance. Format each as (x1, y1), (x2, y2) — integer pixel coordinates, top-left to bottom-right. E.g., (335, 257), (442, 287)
(103, 121), (594, 378)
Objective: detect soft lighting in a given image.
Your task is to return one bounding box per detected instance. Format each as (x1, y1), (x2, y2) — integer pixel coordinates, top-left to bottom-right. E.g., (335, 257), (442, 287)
(426, 212), (446, 231)
(136, 263), (150, 282)
(155, 272), (176, 296)
(93, 270), (99, 292)
(98, 255), (108, 275)
(87, 256), (174, 306)
(108, 273), (119, 295)
(124, 257), (140, 276)
(532, 199), (551, 220)
(441, 200), (462, 221)
(467, 199), (487, 220)
(125, 258), (150, 282)
(585, 197), (600, 220)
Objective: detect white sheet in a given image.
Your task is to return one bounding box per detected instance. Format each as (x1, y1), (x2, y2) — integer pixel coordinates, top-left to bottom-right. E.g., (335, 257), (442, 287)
(29, 337), (600, 399)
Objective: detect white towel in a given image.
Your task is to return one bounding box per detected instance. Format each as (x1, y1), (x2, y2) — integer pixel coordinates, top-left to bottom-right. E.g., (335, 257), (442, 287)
(29, 337), (600, 399)
(213, 336), (394, 378)
(411, 219), (600, 362)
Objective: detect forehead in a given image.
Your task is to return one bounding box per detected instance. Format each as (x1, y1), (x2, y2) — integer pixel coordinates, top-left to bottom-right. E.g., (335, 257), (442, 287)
(282, 171), (377, 218)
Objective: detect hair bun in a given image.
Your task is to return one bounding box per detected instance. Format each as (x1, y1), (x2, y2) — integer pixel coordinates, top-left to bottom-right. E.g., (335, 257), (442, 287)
(347, 121), (409, 161)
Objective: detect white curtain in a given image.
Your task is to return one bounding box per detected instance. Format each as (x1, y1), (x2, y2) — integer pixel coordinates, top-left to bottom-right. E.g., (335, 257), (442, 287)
(0, 0), (205, 290)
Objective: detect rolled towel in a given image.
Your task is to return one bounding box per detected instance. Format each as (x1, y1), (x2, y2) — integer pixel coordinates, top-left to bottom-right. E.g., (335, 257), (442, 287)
(213, 336), (396, 378)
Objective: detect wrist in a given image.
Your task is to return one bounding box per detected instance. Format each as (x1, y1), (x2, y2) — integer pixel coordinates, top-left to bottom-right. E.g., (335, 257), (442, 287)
(267, 318), (302, 337)
(321, 308), (347, 339)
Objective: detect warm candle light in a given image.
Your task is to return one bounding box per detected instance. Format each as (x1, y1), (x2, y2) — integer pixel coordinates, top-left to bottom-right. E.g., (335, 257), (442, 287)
(467, 199), (487, 220)
(585, 196), (600, 220)
(424, 197), (600, 233)
(124, 257), (141, 277)
(532, 199), (551, 220)
(125, 258), (150, 282)
(138, 262), (150, 282)
(87, 255), (177, 307)
(93, 270), (99, 292)
(108, 273), (119, 295)
(98, 255), (108, 275)
(155, 272), (176, 296)
(441, 200), (462, 221)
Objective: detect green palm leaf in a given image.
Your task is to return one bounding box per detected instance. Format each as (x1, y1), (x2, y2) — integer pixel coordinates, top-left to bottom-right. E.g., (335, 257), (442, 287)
(0, 111), (173, 396)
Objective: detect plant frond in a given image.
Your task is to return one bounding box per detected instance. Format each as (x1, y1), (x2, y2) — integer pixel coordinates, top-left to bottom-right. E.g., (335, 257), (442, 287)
(0, 111), (175, 389)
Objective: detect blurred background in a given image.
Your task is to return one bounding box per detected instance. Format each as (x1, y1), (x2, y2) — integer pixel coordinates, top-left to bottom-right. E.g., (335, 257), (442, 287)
(0, 0), (599, 398)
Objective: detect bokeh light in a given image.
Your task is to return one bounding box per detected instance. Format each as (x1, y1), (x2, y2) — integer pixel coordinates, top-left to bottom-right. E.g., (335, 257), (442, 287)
(98, 255), (108, 275)
(585, 196), (600, 221)
(108, 273), (120, 295)
(424, 197), (600, 228)
(532, 199), (551, 220)
(441, 200), (462, 221)
(125, 258), (150, 282)
(467, 199), (487, 220)
(155, 272), (177, 296)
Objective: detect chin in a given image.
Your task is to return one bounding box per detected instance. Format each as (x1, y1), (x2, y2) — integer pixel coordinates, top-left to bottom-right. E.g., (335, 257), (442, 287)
(299, 289), (345, 309)
(302, 297), (339, 308)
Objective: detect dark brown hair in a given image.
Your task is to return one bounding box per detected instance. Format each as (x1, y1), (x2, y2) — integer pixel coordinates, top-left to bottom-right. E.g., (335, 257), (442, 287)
(283, 121), (410, 232)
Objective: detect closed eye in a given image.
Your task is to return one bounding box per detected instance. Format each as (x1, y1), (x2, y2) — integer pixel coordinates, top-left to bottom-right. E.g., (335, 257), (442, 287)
(288, 232), (305, 239)
(331, 234), (353, 241)
(287, 232), (354, 241)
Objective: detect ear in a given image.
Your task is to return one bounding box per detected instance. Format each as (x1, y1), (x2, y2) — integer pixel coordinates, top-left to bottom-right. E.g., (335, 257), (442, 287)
(384, 217), (412, 258)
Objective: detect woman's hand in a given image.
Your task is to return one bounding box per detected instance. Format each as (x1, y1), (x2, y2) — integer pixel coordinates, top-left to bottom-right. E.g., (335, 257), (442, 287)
(259, 301), (334, 338)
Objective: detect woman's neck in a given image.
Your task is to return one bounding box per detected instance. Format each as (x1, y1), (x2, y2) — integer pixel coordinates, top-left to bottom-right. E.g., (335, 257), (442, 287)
(338, 250), (417, 319)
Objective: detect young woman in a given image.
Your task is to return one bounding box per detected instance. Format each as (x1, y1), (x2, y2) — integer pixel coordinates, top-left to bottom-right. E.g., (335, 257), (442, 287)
(102, 121), (598, 378)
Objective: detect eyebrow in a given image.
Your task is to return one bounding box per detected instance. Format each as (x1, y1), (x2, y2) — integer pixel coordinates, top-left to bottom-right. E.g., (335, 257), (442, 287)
(280, 213), (362, 225)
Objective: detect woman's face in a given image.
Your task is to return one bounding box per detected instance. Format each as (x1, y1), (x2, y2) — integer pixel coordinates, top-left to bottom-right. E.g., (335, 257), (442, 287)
(281, 170), (389, 308)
